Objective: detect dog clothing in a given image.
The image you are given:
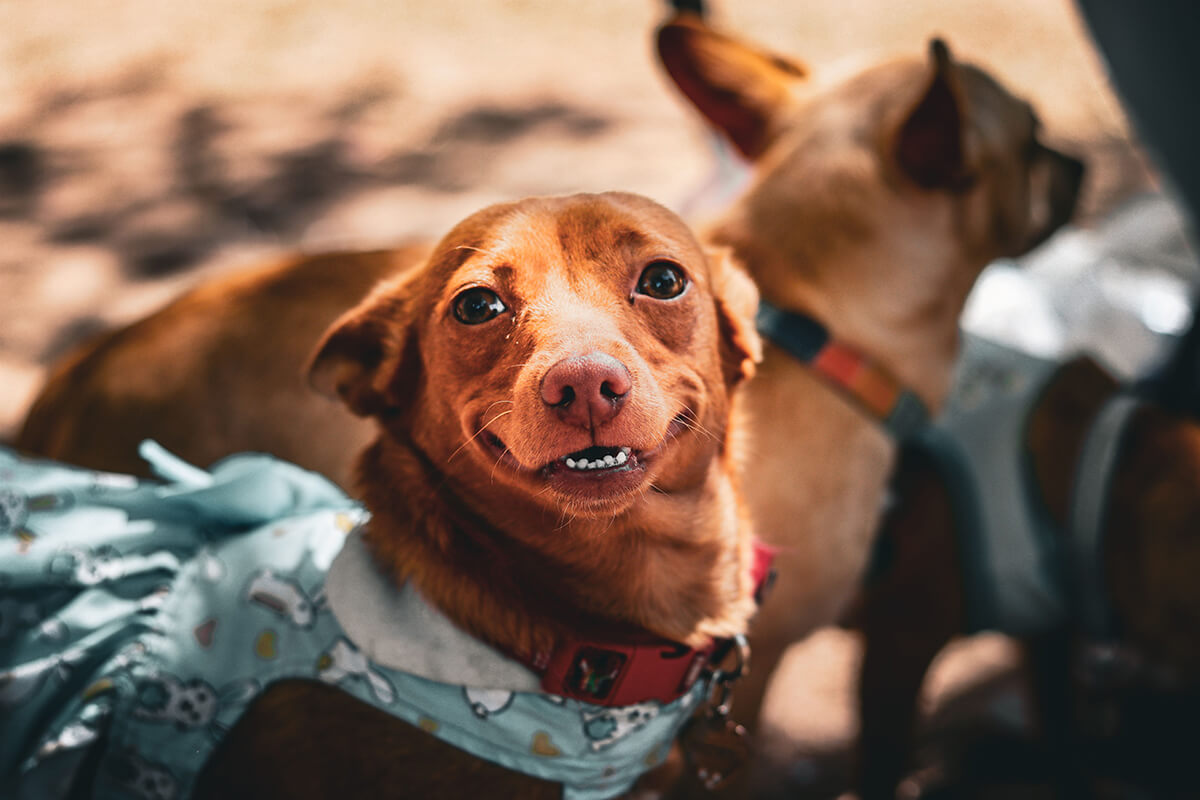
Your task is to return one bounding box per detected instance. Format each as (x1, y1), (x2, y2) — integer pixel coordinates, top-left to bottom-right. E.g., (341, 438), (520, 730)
(0, 444), (705, 800)
(908, 334), (1139, 636)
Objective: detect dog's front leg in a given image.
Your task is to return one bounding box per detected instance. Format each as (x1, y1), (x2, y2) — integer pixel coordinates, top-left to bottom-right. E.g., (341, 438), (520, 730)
(856, 447), (964, 800)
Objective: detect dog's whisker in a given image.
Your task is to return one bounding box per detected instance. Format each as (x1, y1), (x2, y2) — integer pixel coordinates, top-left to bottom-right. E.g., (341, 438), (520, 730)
(677, 405), (719, 443)
(678, 416), (718, 444)
(449, 409), (515, 463)
(489, 451), (508, 482)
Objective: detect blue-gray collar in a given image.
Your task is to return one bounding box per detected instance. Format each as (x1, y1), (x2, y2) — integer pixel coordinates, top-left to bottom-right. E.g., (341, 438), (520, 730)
(755, 300), (930, 440)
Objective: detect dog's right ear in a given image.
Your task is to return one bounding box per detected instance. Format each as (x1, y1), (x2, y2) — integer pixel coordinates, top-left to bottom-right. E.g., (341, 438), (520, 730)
(894, 39), (975, 192)
(307, 278), (419, 418)
(656, 13), (807, 160)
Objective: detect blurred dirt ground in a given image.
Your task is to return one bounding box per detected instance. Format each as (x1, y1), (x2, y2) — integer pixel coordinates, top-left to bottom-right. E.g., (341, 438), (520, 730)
(0, 0), (1163, 796)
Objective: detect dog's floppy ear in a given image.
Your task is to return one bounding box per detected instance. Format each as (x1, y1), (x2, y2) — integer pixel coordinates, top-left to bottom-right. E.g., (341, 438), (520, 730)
(657, 13), (807, 160)
(307, 277), (420, 417)
(709, 248), (762, 387)
(894, 39), (974, 191)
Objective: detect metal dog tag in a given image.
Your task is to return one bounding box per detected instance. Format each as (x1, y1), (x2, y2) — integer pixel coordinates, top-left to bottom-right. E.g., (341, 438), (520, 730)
(680, 713), (750, 790)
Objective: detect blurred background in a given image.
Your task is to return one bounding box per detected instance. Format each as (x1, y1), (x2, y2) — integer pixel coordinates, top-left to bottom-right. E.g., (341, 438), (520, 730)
(0, 0), (1156, 439)
(0, 0), (1193, 796)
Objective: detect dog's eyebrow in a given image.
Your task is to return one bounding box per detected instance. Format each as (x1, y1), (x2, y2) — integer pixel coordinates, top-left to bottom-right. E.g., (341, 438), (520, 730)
(453, 245), (504, 259)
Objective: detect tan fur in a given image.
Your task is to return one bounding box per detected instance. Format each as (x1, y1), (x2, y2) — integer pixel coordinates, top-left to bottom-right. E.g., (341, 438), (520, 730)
(18, 247), (426, 484)
(654, 19), (1082, 793)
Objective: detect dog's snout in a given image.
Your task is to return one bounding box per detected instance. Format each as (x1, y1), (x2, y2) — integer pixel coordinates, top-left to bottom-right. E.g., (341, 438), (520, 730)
(541, 353), (632, 429)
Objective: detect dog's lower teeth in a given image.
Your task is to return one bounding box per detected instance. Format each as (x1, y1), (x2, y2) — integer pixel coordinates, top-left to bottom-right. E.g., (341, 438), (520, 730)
(562, 449), (631, 471)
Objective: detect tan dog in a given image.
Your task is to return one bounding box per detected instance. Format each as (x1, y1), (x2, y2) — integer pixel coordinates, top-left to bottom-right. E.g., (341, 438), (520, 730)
(857, 346), (1200, 799)
(653, 13), (1083, 792)
(183, 192), (761, 798)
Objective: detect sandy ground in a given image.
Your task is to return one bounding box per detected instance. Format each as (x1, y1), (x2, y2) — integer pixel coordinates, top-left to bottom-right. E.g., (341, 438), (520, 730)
(0, 0), (1164, 795)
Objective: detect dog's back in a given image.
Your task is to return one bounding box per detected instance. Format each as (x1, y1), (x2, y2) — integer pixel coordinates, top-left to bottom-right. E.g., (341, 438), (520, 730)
(17, 246), (427, 485)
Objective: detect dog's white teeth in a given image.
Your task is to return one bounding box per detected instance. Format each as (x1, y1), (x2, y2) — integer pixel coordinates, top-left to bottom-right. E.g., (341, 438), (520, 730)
(563, 450), (630, 471)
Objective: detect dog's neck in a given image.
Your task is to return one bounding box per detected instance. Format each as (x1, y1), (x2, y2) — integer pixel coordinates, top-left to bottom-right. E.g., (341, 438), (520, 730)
(354, 432), (756, 659)
(708, 194), (986, 633)
(710, 200), (981, 412)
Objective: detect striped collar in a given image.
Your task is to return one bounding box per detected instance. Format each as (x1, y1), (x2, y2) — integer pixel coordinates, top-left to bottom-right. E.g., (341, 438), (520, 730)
(755, 300), (930, 440)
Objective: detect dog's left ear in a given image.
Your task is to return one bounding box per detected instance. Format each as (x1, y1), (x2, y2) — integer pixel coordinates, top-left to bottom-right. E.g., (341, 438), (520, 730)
(709, 249), (762, 387)
(307, 277), (420, 418)
(894, 39), (975, 192)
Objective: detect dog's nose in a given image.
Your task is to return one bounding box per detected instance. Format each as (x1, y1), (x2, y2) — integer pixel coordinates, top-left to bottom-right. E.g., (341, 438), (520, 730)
(541, 353), (632, 429)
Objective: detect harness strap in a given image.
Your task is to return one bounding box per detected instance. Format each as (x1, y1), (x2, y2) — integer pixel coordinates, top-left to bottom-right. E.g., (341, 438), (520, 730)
(755, 300), (930, 440)
(1067, 394), (1143, 639)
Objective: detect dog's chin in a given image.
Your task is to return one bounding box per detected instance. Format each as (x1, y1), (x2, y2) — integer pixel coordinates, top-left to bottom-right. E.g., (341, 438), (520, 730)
(477, 415), (690, 513)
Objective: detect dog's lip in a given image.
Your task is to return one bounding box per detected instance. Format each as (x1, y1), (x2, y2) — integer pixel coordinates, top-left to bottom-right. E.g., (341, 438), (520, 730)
(475, 413), (690, 479)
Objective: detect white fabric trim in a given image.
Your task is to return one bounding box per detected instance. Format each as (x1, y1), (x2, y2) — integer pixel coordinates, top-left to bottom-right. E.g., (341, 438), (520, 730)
(325, 528), (541, 691)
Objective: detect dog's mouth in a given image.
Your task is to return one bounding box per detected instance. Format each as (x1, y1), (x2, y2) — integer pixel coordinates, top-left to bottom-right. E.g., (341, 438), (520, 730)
(477, 414), (689, 501)
(480, 436), (646, 478)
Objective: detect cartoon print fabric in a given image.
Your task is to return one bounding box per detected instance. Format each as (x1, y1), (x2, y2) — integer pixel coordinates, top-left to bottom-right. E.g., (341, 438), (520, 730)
(0, 444), (703, 800)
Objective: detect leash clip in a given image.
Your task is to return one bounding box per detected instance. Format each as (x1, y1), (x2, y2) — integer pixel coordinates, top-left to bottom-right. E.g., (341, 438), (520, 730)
(680, 634), (751, 790)
(705, 633), (749, 717)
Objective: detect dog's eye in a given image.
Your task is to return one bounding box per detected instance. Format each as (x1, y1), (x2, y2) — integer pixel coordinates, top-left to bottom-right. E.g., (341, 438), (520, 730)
(453, 287), (507, 325)
(636, 261), (688, 300)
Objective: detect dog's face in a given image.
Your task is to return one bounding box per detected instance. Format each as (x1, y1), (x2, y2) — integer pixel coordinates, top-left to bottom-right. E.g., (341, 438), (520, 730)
(657, 16), (1084, 297)
(309, 192), (758, 518)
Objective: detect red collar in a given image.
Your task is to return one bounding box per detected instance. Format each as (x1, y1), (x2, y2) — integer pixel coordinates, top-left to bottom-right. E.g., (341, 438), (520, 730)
(517, 540), (777, 708)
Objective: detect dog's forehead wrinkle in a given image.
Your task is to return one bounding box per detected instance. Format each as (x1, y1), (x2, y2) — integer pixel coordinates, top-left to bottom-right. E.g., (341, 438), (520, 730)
(552, 206), (675, 269)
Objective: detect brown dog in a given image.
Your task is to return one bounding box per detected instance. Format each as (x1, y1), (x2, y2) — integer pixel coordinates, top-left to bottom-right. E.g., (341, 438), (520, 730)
(179, 192), (762, 798)
(653, 14), (1083, 792)
(856, 340), (1200, 799)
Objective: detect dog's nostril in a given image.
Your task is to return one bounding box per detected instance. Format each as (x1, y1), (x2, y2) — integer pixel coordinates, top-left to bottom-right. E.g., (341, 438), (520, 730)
(556, 386), (576, 407)
(600, 381), (626, 401)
